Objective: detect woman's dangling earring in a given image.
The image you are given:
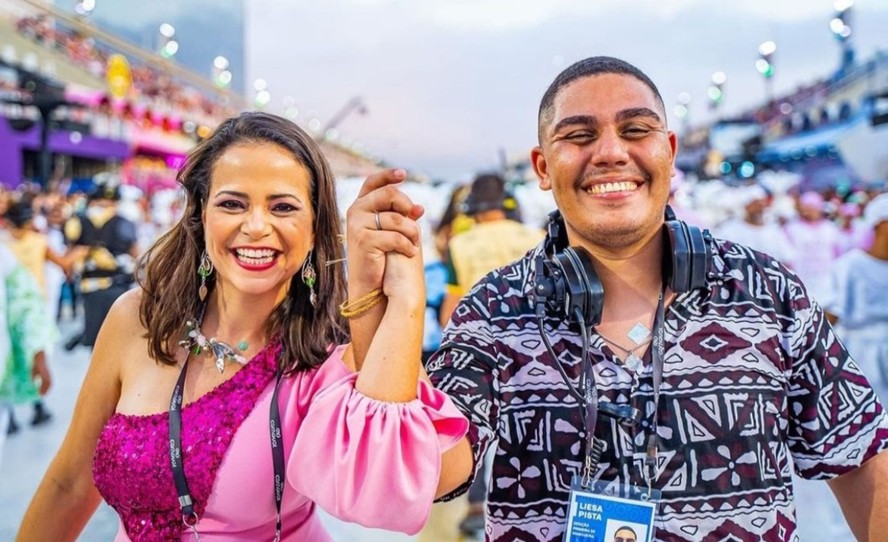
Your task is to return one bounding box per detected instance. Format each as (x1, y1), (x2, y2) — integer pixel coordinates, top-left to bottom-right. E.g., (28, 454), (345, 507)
(301, 250), (317, 307)
(198, 251), (214, 302)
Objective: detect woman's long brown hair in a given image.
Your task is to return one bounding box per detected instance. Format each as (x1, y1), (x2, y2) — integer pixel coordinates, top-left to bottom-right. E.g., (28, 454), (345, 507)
(138, 112), (348, 373)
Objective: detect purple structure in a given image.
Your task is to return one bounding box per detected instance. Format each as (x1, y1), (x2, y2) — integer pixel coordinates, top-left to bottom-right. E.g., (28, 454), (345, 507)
(0, 116), (130, 188)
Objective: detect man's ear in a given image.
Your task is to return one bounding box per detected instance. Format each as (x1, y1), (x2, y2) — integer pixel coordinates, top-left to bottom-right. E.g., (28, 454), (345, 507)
(531, 146), (552, 191)
(668, 130), (678, 177)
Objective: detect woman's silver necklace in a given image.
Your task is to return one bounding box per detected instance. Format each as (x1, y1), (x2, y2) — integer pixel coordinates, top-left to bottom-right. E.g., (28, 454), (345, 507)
(179, 318), (248, 373)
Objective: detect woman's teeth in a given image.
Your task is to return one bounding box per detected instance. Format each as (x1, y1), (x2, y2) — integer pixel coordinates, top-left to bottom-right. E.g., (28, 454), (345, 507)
(235, 248), (276, 264)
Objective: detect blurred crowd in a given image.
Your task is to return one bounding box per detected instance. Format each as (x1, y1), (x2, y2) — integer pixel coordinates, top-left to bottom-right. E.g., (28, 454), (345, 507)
(0, 167), (886, 541)
(14, 15), (234, 120)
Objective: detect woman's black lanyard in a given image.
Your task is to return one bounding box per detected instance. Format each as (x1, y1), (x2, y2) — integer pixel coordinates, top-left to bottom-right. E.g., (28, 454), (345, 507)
(169, 353), (286, 541)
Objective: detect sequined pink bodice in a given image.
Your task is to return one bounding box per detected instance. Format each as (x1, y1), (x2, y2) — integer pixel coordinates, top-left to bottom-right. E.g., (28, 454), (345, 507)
(93, 345), (279, 541)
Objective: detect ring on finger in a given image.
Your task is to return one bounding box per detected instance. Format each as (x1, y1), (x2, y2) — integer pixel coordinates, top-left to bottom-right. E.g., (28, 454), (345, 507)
(374, 211), (382, 231)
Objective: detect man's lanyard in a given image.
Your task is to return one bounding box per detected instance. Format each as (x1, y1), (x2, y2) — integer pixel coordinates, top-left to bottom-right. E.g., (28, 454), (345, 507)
(579, 290), (666, 493)
(644, 291), (666, 492)
(169, 354), (286, 541)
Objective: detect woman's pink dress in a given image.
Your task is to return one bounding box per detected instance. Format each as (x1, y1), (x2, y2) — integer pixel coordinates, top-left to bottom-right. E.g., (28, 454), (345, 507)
(93, 344), (468, 541)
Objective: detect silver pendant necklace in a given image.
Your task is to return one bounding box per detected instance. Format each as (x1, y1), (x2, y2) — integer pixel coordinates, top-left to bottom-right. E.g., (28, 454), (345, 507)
(179, 318), (248, 373)
(596, 332), (651, 373)
(626, 322), (652, 346)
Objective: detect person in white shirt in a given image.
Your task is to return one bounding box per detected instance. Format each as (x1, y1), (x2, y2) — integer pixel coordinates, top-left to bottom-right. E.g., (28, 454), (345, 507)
(824, 193), (888, 404)
(715, 184), (795, 265)
(782, 191), (841, 302)
(836, 202), (871, 255)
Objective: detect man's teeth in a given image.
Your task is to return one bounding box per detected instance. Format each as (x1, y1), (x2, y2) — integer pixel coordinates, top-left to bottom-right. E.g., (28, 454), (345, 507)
(235, 248), (276, 264)
(586, 182), (638, 195)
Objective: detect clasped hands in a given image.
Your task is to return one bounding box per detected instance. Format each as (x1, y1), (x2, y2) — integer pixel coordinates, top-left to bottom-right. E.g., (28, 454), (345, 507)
(345, 169), (426, 304)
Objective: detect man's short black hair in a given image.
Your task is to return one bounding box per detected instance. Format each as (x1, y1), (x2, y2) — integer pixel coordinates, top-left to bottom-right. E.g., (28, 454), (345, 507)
(538, 56), (665, 143)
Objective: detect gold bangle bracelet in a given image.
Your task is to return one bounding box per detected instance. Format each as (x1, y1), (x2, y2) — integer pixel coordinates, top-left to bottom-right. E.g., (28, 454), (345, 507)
(339, 288), (385, 319)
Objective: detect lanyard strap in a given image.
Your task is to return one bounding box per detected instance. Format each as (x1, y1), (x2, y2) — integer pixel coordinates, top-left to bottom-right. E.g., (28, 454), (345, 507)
(643, 291), (666, 491)
(539, 289), (667, 491)
(580, 346), (605, 487)
(169, 354), (199, 531)
(580, 290), (666, 490)
(168, 357), (285, 539)
(269, 371), (285, 542)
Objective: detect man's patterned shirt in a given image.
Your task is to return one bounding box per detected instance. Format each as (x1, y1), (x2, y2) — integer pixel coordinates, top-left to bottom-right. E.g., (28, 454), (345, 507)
(428, 236), (888, 542)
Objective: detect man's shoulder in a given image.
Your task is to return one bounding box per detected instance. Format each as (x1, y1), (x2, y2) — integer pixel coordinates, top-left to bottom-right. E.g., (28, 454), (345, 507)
(469, 249), (536, 294)
(690, 236), (808, 312)
(445, 252), (537, 332)
(710, 234), (788, 274)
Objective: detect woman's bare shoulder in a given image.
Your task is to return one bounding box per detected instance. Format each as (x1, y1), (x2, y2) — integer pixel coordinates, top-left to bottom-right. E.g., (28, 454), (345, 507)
(98, 288), (148, 350)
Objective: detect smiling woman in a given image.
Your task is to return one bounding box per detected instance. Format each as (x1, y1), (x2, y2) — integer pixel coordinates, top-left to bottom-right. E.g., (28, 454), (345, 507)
(15, 112), (470, 542)
(202, 144), (316, 310)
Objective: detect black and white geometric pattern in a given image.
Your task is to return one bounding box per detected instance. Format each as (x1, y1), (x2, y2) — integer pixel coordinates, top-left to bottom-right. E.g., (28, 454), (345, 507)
(429, 236), (888, 542)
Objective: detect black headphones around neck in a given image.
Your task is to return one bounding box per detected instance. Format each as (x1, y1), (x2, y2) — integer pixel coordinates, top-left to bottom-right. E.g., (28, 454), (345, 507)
(533, 207), (712, 328)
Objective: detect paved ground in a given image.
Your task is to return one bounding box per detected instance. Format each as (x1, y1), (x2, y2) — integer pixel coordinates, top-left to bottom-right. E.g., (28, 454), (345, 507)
(0, 320), (855, 541)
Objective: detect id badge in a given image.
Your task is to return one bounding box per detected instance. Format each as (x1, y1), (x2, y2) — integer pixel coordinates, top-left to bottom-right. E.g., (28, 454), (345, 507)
(563, 477), (660, 542)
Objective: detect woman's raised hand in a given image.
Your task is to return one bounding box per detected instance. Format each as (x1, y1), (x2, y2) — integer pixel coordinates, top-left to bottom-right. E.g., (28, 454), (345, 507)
(345, 169), (424, 295)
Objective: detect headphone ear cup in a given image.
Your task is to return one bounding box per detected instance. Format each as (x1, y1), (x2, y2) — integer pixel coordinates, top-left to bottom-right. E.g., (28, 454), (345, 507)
(663, 220), (711, 293)
(663, 221), (686, 293)
(685, 224), (711, 291)
(559, 247), (604, 326)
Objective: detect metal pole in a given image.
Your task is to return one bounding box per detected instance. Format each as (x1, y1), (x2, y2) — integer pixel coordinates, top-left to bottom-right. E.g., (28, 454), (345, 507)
(38, 105), (52, 187)
(766, 77), (773, 108)
(318, 96), (364, 141)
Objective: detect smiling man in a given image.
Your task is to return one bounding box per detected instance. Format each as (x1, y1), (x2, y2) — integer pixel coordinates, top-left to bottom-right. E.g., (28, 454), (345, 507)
(427, 56), (888, 541)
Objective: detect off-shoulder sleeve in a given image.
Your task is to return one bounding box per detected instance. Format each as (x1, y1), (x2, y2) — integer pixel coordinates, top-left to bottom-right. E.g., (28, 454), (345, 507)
(286, 369), (469, 534)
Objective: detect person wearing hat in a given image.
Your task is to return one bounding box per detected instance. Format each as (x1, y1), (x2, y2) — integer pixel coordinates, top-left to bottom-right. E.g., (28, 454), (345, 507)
(438, 174), (545, 328)
(63, 174), (139, 350)
(824, 192), (888, 404)
(433, 173), (544, 539)
(715, 183), (795, 265)
(836, 201), (870, 255)
(782, 190), (842, 302)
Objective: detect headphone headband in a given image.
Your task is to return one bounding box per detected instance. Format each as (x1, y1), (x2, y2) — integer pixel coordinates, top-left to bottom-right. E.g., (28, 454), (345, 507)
(534, 209), (711, 327)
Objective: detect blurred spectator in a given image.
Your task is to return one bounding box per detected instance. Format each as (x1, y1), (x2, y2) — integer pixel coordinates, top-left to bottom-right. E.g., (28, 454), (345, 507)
(422, 186), (471, 364)
(1, 199), (81, 430)
(436, 174), (544, 538)
(62, 175), (138, 350)
(439, 174), (544, 326)
(823, 192), (888, 404)
(715, 184), (795, 264)
(782, 191), (842, 302)
(836, 202), (871, 255)
(0, 240), (53, 438)
(3, 200), (80, 296)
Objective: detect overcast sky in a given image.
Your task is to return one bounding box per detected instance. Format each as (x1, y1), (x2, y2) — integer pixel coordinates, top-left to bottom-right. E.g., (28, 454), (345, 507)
(80, 0), (888, 179)
(242, 1), (888, 180)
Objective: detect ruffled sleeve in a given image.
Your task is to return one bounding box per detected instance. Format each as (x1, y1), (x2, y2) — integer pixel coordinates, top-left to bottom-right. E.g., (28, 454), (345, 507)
(286, 364), (468, 535)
